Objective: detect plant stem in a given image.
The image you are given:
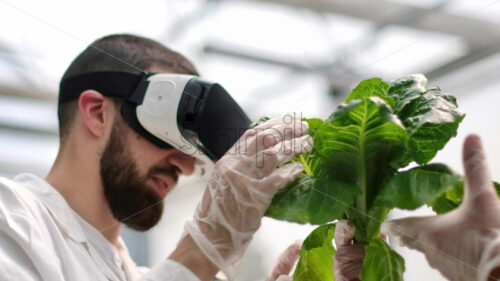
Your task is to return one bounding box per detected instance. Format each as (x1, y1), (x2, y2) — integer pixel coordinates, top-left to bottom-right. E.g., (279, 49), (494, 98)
(356, 102), (368, 216)
(299, 154), (314, 176)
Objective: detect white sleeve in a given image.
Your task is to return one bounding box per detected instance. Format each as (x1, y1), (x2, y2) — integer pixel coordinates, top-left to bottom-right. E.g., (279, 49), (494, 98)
(0, 182), (63, 281)
(0, 226), (45, 281)
(137, 259), (201, 281)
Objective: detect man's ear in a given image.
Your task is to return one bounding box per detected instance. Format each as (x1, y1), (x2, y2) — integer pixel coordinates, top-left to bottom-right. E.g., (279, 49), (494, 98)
(78, 90), (113, 138)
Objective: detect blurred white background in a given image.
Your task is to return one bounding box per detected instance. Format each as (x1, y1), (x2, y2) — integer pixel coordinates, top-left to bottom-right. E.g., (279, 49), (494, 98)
(1, 0), (500, 280)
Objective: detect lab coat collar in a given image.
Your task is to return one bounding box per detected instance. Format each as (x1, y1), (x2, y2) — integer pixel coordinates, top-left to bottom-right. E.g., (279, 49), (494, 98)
(12, 173), (89, 244)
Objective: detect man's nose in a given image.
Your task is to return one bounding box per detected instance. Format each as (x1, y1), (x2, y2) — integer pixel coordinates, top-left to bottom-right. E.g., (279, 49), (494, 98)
(167, 151), (196, 176)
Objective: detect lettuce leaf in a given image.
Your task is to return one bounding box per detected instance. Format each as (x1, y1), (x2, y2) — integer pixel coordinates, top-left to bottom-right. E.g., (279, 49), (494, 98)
(266, 177), (360, 224)
(375, 163), (462, 210)
(294, 223), (336, 281)
(430, 181), (500, 214)
(387, 74), (465, 165)
(345, 78), (392, 106)
(360, 238), (405, 281)
(265, 118), (360, 224)
(317, 97), (407, 241)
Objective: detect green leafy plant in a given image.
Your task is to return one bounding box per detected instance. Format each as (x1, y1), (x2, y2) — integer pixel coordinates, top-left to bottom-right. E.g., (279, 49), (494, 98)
(265, 74), (468, 281)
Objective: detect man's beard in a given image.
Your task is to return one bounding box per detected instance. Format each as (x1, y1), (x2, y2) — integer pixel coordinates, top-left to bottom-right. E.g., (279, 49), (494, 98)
(100, 120), (178, 231)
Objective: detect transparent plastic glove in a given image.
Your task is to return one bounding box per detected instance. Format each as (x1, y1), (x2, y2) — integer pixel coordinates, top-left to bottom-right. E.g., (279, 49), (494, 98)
(185, 114), (313, 281)
(381, 134), (500, 281)
(265, 240), (302, 281)
(334, 220), (365, 281)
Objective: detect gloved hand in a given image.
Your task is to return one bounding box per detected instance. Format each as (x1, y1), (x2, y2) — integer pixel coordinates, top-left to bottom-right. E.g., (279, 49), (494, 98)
(265, 240), (302, 281)
(381, 134), (500, 281)
(334, 220), (365, 281)
(184, 114), (313, 281)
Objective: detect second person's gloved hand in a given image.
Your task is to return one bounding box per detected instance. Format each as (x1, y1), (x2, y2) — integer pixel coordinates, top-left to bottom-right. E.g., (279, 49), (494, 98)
(185, 114), (313, 281)
(265, 240), (302, 281)
(381, 134), (500, 281)
(334, 220), (365, 281)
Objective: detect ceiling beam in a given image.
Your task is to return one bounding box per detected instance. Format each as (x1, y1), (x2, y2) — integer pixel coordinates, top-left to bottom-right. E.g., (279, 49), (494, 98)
(425, 45), (500, 96)
(251, 0), (500, 50)
(0, 123), (58, 136)
(0, 84), (56, 101)
(203, 43), (363, 93)
(240, 0), (500, 87)
(425, 45), (500, 82)
(203, 44), (314, 71)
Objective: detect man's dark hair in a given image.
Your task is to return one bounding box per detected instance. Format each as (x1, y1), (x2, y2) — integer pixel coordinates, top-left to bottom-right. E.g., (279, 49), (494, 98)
(58, 34), (199, 143)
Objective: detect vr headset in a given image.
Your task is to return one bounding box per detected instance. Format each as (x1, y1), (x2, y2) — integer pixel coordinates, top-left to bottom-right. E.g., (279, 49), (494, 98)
(59, 71), (251, 176)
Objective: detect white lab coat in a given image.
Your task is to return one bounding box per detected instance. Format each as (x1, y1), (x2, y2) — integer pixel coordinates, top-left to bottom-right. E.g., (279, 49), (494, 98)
(0, 173), (200, 281)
